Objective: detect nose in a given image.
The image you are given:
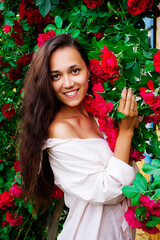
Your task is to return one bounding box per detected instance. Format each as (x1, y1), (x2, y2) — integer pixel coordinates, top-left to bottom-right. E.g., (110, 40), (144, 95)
(63, 74), (74, 88)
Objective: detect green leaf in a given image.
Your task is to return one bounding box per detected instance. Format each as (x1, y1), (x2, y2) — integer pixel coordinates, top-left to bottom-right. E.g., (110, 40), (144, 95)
(152, 159), (160, 168)
(54, 16), (63, 29)
(145, 221), (158, 227)
(3, 12), (15, 27)
(44, 24), (56, 33)
(116, 111), (126, 119)
(153, 189), (160, 200)
(122, 186), (139, 198)
(28, 203), (34, 215)
(133, 172), (148, 192)
(0, 1), (5, 10)
(0, 163), (4, 171)
(39, 0), (51, 17)
(135, 206), (146, 218)
(71, 29), (80, 38)
(145, 60), (154, 72)
(36, 0), (41, 5)
(142, 163), (158, 175)
(81, 5), (87, 13)
(132, 193), (141, 206)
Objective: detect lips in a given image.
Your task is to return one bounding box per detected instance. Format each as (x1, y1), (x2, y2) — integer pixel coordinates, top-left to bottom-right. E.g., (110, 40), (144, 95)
(63, 89), (79, 97)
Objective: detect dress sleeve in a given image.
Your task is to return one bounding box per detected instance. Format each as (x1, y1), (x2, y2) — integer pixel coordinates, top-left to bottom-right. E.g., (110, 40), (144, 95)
(46, 139), (138, 206)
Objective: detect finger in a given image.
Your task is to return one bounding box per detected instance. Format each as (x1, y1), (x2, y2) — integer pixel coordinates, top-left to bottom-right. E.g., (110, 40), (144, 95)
(118, 88), (127, 112)
(124, 88), (133, 114)
(130, 95), (136, 116)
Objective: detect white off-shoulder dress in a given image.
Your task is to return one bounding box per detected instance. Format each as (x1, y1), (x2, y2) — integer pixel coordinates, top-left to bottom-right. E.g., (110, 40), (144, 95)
(43, 123), (138, 240)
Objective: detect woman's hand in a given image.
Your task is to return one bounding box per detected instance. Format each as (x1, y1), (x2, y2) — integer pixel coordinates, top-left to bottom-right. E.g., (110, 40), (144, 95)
(118, 87), (139, 136)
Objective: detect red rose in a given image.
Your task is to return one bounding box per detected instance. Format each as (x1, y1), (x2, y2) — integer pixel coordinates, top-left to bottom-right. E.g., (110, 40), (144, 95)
(51, 185), (64, 198)
(17, 53), (33, 67)
(6, 211), (12, 222)
(1, 191), (13, 204)
(100, 45), (118, 76)
(84, 0), (102, 9)
(153, 50), (160, 74)
(151, 97), (160, 115)
(0, 56), (10, 68)
(1, 221), (7, 227)
(2, 25), (11, 33)
(142, 226), (160, 234)
(143, 115), (160, 124)
(6, 66), (22, 81)
(14, 160), (20, 172)
(19, 3), (26, 19)
(37, 30), (56, 47)
(92, 32), (104, 39)
(27, 9), (42, 25)
(127, 0), (153, 15)
(13, 20), (23, 34)
(2, 103), (15, 120)
(11, 32), (24, 46)
(10, 183), (23, 198)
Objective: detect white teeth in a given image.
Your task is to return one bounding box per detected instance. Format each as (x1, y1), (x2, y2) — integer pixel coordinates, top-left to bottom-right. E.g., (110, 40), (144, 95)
(65, 90), (78, 96)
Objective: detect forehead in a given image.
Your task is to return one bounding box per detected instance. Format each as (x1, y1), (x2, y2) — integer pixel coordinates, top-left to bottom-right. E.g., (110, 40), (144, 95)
(50, 47), (86, 70)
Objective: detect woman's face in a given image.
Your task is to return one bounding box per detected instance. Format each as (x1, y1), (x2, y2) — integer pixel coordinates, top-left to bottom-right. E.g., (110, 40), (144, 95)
(50, 47), (90, 108)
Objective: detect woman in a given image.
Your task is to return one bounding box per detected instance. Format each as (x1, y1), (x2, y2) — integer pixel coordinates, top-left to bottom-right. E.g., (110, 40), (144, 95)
(20, 34), (139, 240)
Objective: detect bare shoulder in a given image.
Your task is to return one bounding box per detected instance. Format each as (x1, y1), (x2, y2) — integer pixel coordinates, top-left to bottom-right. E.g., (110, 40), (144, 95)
(48, 118), (80, 139)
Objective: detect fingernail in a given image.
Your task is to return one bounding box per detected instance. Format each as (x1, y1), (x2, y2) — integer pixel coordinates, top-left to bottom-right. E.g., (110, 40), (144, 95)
(129, 87), (132, 90)
(123, 87), (127, 91)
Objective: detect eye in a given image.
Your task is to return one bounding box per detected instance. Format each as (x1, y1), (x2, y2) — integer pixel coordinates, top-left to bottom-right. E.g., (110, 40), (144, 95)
(72, 68), (80, 74)
(51, 74), (60, 81)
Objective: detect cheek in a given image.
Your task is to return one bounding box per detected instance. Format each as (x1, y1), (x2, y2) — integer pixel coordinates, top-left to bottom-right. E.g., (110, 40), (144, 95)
(52, 82), (61, 93)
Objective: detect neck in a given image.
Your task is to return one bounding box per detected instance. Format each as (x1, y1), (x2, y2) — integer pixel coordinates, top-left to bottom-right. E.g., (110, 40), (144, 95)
(58, 101), (89, 118)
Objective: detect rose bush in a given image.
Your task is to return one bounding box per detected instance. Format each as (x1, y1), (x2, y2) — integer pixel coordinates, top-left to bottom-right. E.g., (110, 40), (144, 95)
(0, 0), (160, 239)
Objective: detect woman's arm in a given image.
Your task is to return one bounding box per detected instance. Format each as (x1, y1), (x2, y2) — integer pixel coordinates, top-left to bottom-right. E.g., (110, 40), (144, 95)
(114, 87), (138, 164)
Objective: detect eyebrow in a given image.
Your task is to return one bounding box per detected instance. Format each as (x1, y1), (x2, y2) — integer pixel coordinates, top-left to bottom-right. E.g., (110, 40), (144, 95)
(50, 65), (79, 73)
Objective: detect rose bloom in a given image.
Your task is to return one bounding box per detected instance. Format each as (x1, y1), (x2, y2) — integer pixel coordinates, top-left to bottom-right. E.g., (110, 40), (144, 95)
(142, 226), (160, 234)
(2, 103), (15, 121)
(27, 9), (43, 25)
(17, 53), (33, 67)
(124, 206), (145, 228)
(130, 149), (145, 162)
(13, 20), (23, 34)
(52, 185), (64, 199)
(14, 160), (20, 172)
(11, 32), (24, 46)
(1, 221), (7, 227)
(92, 83), (104, 96)
(153, 50), (160, 74)
(139, 195), (155, 209)
(100, 45), (118, 76)
(139, 87), (155, 105)
(2, 25), (11, 33)
(6, 66), (22, 81)
(92, 31), (104, 39)
(151, 97), (160, 115)
(1, 191), (13, 205)
(84, 0), (102, 9)
(143, 115), (160, 124)
(127, 0), (153, 15)
(37, 30), (56, 47)
(10, 183), (23, 198)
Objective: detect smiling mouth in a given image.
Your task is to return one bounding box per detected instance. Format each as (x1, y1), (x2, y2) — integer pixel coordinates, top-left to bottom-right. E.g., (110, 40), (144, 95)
(63, 89), (79, 97)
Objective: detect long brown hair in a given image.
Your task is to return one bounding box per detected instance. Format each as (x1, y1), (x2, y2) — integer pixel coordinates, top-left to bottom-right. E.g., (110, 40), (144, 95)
(19, 34), (90, 213)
